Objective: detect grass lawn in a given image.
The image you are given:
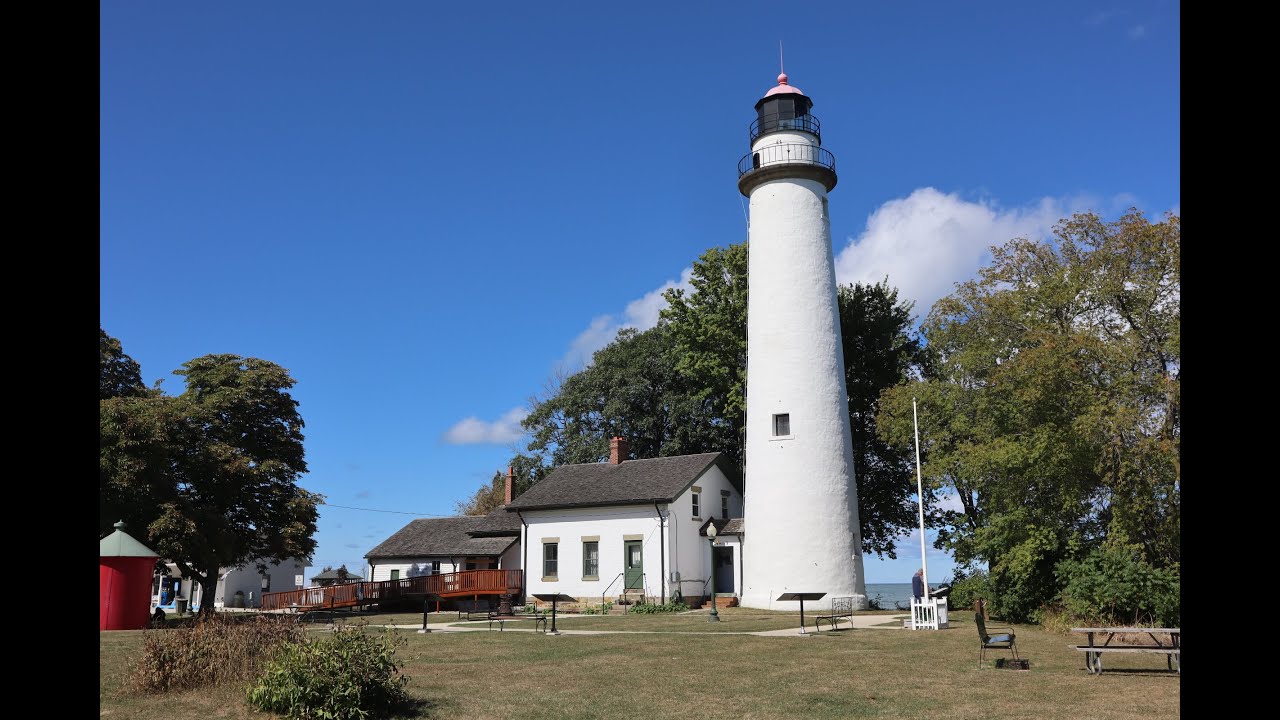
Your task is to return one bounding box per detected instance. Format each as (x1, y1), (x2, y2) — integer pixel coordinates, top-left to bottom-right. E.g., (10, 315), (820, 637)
(277, 606), (904, 633)
(101, 611), (1179, 719)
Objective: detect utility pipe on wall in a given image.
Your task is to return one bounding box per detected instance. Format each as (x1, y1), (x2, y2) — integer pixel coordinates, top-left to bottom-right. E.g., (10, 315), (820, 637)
(654, 502), (666, 604)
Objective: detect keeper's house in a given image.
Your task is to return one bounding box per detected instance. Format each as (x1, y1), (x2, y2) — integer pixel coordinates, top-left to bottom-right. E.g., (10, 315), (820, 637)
(504, 438), (742, 608)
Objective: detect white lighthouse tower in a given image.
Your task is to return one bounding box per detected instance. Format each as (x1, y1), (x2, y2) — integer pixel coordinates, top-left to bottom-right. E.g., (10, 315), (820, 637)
(738, 72), (867, 610)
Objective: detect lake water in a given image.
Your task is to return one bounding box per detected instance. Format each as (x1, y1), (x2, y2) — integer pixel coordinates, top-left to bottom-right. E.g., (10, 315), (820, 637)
(864, 582), (943, 610)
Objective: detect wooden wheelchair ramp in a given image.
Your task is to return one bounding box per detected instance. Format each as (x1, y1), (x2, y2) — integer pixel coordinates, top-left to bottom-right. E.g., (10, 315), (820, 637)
(261, 569), (523, 612)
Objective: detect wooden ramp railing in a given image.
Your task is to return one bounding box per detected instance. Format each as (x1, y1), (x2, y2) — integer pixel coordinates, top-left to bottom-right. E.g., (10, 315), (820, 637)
(261, 569), (523, 612)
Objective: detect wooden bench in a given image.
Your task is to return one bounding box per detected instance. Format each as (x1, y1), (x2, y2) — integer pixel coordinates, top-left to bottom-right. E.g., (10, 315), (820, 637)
(813, 596), (854, 632)
(1071, 627), (1180, 674)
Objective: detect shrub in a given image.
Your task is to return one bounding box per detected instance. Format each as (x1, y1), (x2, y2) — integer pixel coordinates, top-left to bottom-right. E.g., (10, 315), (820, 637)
(125, 614), (304, 694)
(581, 601), (614, 615)
(1054, 544), (1180, 627)
(946, 570), (992, 615)
(246, 622), (410, 720)
(629, 600), (689, 614)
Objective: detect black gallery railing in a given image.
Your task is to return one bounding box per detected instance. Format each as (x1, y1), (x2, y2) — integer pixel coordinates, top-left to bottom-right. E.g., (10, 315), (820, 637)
(738, 143), (837, 177)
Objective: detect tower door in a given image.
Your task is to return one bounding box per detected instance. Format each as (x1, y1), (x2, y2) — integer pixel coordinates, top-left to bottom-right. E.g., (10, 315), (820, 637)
(624, 541), (643, 590)
(713, 547), (734, 594)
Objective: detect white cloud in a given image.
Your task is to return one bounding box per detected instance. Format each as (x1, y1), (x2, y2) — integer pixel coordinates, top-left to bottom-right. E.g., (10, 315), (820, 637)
(935, 490), (966, 513)
(1085, 9), (1118, 25)
(442, 406), (529, 445)
(559, 267), (694, 370)
(833, 188), (1064, 319)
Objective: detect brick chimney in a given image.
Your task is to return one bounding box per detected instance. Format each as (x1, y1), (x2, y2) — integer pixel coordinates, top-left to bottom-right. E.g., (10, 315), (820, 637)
(609, 436), (629, 465)
(504, 466), (515, 505)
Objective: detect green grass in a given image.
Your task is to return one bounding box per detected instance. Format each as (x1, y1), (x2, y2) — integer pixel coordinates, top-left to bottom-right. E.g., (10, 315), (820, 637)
(102, 612), (1179, 719)
(543, 606), (845, 632)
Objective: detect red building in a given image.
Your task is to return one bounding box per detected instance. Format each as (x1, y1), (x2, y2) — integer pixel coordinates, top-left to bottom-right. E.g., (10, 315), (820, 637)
(100, 521), (159, 630)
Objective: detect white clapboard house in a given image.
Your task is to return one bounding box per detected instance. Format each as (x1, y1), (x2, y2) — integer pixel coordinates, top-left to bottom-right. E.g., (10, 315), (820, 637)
(367, 437), (744, 609)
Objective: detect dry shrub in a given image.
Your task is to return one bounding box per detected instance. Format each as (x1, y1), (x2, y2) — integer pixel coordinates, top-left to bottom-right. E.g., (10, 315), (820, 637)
(125, 613), (305, 694)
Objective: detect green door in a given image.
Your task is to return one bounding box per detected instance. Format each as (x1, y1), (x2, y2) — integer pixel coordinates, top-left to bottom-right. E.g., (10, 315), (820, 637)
(624, 540), (643, 590)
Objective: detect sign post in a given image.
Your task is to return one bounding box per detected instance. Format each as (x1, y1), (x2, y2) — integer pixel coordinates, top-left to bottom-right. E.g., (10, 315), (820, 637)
(776, 592), (826, 635)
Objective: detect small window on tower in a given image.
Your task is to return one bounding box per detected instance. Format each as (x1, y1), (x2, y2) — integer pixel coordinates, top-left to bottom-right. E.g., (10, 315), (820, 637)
(773, 413), (791, 437)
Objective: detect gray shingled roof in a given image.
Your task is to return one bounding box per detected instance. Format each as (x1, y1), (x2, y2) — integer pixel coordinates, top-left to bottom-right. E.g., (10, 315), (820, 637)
(700, 517), (743, 536)
(468, 505), (522, 536)
(311, 569), (359, 582)
(366, 517), (517, 559)
(505, 452), (740, 512)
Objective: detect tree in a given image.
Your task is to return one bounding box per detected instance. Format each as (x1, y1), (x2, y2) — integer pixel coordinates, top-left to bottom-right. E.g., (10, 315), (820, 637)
(876, 209), (1179, 621)
(455, 472), (507, 516)
(522, 324), (733, 466)
(837, 281), (938, 557)
(517, 241), (934, 556)
(453, 452), (551, 516)
(100, 327), (147, 399)
(101, 351), (322, 617)
(660, 243), (750, 468)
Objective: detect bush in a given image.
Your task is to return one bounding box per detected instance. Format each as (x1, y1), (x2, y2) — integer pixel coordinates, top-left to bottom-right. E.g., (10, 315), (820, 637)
(246, 622), (410, 720)
(1054, 544), (1180, 627)
(629, 600), (689, 614)
(125, 614), (304, 694)
(945, 570), (992, 615)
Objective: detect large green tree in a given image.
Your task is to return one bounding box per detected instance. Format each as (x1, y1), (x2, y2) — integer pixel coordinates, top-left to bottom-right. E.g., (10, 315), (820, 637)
(877, 210), (1180, 621)
(660, 243), (749, 468)
(522, 324), (731, 466)
(837, 281), (937, 557)
(101, 345), (322, 616)
(100, 327), (147, 399)
(515, 242), (931, 556)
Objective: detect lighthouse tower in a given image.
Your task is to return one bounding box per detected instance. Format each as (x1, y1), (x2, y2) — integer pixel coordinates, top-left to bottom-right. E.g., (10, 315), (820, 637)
(737, 73), (867, 610)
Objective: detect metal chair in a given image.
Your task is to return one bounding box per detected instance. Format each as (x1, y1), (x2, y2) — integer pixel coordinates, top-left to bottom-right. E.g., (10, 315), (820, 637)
(976, 612), (1018, 667)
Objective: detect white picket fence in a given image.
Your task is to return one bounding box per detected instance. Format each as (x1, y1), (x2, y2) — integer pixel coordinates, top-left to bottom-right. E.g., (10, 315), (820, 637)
(910, 597), (950, 630)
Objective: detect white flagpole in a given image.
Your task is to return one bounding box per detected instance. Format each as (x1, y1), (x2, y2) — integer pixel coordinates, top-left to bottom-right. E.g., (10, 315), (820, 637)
(913, 398), (928, 599)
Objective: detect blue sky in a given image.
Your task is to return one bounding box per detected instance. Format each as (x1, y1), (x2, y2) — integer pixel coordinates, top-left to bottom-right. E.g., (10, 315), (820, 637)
(100, 1), (1180, 585)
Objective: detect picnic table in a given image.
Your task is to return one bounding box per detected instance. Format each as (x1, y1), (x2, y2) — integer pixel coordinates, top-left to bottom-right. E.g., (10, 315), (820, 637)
(1071, 627), (1180, 674)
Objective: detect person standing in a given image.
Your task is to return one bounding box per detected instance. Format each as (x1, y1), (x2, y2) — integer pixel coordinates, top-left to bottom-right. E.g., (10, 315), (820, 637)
(911, 568), (925, 601)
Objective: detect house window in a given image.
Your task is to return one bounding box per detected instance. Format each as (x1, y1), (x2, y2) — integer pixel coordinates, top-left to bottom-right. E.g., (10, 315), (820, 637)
(430, 561), (440, 574)
(722, 495), (729, 519)
(543, 542), (559, 579)
(390, 569), (400, 581)
(773, 413), (791, 436)
(692, 491), (701, 518)
(583, 541), (599, 579)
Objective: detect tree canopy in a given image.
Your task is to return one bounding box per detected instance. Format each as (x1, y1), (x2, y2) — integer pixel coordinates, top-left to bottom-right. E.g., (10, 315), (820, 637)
(510, 242), (930, 557)
(100, 334), (322, 616)
(876, 210), (1180, 622)
(100, 327), (147, 399)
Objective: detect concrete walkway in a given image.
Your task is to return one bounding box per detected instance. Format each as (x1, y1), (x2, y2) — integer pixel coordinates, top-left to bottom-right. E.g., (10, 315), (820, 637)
(366, 612), (911, 637)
